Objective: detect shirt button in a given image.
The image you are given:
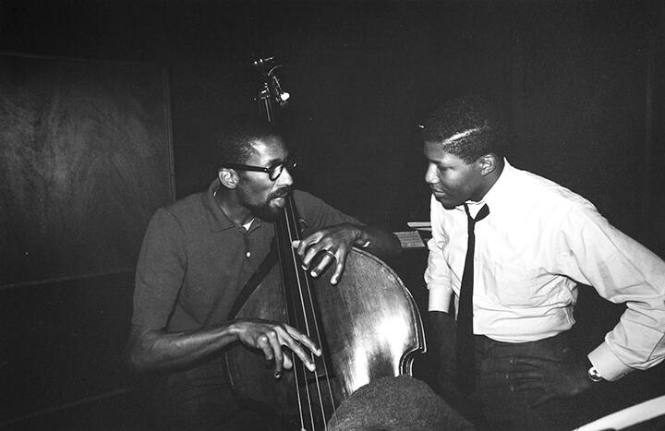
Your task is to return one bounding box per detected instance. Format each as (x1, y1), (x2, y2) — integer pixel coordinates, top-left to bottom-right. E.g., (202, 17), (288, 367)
(245, 251), (251, 258)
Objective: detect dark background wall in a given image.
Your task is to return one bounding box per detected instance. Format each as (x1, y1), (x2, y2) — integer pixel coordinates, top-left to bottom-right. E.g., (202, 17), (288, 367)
(1, 0), (664, 429)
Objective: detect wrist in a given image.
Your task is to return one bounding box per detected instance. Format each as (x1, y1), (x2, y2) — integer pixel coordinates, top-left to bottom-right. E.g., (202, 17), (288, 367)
(225, 320), (243, 339)
(353, 227), (372, 249)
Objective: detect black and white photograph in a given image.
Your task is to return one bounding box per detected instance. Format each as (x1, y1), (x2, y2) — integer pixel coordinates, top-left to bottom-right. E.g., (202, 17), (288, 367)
(1, 1), (664, 430)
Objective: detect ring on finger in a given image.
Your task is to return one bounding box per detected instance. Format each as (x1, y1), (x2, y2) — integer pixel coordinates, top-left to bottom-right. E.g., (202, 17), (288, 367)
(323, 249), (336, 259)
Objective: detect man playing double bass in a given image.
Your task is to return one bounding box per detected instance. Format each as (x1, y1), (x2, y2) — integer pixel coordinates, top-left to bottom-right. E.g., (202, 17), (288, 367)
(125, 116), (401, 430)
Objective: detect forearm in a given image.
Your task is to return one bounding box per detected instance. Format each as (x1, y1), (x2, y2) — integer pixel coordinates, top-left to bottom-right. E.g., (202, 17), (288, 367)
(126, 322), (239, 373)
(427, 310), (456, 349)
(352, 224), (401, 259)
(561, 205), (665, 378)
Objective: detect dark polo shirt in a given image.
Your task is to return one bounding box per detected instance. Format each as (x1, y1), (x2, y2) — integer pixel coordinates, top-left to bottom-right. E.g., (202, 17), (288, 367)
(132, 179), (360, 332)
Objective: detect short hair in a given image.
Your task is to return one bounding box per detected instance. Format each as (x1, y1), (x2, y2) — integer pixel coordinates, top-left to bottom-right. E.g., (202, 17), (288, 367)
(421, 95), (506, 163)
(215, 115), (283, 167)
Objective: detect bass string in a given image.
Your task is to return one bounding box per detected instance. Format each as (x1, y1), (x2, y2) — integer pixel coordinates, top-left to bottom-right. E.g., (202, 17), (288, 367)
(287, 277), (327, 430)
(257, 57), (339, 428)
(293, 258), (337, 427)
(297, 258), (337, 422)
(291, 356), (315, 431)
(283, 196), (337, 429)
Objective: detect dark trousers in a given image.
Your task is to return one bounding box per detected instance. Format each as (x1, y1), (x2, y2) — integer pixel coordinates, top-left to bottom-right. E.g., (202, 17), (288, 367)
(473, 332), (598, 430)
(145, 360), (281, 431)
(436, 331), (606, 431)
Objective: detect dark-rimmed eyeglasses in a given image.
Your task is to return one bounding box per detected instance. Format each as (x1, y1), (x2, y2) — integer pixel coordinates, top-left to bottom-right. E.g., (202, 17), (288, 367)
(221, 157), (297, 181)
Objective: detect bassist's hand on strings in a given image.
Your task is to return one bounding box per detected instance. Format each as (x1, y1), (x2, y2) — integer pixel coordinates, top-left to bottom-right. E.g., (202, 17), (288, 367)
(232, 319), (322, 378)
(292, 224), (369, 285)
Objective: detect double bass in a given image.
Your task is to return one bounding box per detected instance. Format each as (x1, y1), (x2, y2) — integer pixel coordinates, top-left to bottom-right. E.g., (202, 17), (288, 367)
(225, 57), (426, 430)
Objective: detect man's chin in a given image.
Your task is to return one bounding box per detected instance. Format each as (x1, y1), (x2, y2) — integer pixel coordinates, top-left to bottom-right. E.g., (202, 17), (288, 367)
(434, 196), (458, 210)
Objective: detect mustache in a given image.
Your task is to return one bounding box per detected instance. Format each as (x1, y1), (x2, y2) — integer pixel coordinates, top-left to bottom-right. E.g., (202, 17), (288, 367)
(269, 186), (292, 200)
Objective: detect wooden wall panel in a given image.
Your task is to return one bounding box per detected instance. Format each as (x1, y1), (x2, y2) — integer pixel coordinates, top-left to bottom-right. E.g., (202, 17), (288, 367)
(0, 54), (174, 287)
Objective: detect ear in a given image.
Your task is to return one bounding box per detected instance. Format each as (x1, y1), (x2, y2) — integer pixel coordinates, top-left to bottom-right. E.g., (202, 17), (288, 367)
(218, 168), (239, 189)
(477, 154), (498, 176)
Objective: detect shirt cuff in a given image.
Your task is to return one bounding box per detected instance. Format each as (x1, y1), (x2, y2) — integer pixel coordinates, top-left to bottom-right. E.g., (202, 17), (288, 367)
(428, 286), (453, 313)
(588, 342), (634, 382)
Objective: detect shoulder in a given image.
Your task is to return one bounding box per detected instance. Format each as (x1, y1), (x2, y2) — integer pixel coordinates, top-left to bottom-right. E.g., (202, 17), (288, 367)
(510, 167), (597, 214)
(166, 191), (206, 216)
(487, 166), (603, 239)
(293, 189), (330, 208)
(292, 189), (360, 229)
(148, 191), (207, 232)
(292, 189), (346, 216)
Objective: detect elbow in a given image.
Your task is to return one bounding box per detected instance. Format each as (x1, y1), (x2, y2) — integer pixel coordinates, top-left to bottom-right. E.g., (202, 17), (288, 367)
(124, 343), (149, 374)
(124, 328), (156, 374)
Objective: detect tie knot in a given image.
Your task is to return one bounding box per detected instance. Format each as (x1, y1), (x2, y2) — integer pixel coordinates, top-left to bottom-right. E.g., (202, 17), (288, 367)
(463, 203), (490, 224)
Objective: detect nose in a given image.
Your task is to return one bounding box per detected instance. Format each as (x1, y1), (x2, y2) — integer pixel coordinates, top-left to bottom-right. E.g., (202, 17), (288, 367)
(277, 166), (294, 187)
(425, 163), (439, 184)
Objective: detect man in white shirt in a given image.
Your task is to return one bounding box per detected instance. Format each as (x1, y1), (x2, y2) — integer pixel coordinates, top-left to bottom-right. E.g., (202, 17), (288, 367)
(421, 95), (665, 430)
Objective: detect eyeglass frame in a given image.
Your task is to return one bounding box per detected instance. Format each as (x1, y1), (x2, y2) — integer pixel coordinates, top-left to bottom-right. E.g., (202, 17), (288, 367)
(220, 157), (297, 181)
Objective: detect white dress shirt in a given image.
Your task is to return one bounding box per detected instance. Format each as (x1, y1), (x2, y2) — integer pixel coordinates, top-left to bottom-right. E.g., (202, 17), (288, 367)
(425, 159), (665, 381)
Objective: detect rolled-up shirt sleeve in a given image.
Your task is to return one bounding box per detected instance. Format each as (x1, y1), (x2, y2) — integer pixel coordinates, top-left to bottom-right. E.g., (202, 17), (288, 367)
(557, 204), (665, 381)
(425, 195), (454, 313)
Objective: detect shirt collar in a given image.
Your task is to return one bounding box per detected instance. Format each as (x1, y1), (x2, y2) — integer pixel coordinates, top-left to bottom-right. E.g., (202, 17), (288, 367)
(463, 158), (515, 215)
(202, 178), (264, 232)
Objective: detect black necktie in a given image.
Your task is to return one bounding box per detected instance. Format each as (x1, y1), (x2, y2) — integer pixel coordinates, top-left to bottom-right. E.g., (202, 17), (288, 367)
(455, 203), (489, 394)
